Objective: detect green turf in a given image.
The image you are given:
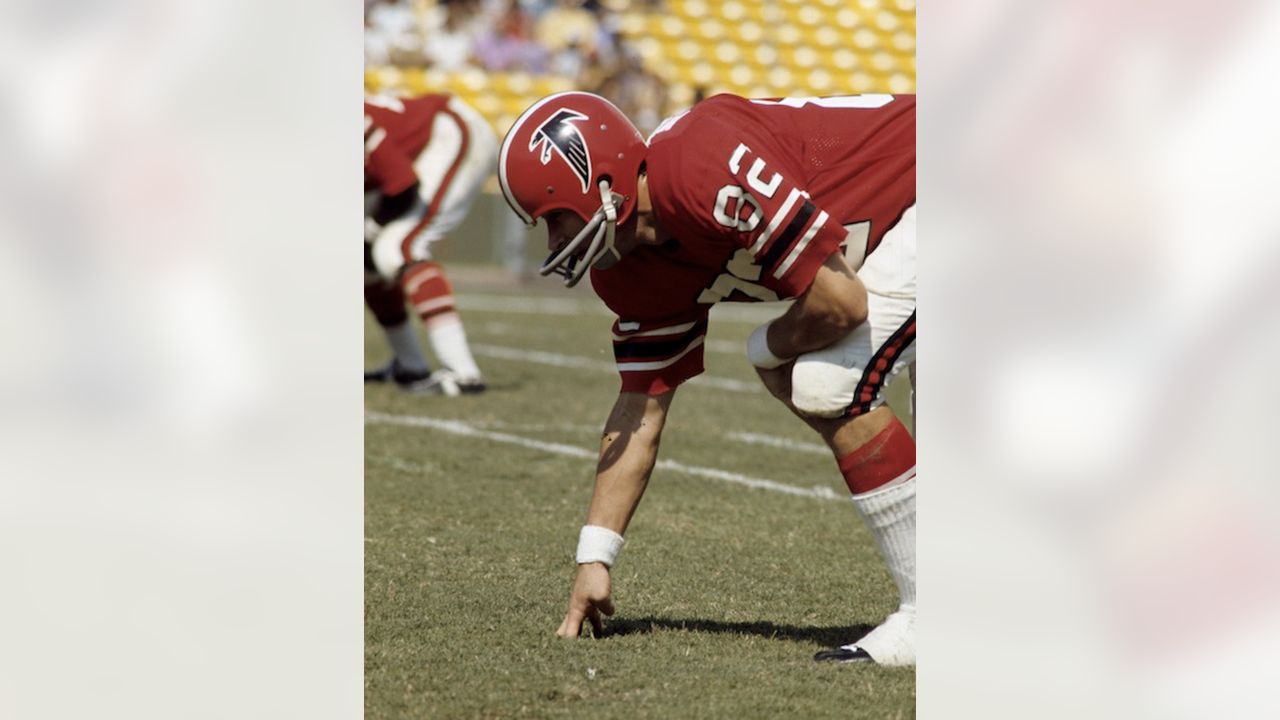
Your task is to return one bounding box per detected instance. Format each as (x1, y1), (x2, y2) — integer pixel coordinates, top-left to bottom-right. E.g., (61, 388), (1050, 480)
(365, 271), (916, 719)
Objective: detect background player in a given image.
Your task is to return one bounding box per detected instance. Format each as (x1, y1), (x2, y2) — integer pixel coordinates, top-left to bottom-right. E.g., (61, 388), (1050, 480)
(364, 93), (491, 395)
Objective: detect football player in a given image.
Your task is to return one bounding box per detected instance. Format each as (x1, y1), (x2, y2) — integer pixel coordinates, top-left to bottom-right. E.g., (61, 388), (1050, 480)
(365, 93), (491, 395)
(498, 92), (916, 665)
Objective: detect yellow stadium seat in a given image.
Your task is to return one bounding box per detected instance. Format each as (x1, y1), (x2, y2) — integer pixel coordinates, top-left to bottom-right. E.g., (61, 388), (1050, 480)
(668, 82), (695, 108)
(675, 38), (702, 62)
(714, 41), (744, 65)
(810, 26), (844, 48)
(793, 5), (823, 26)
(892, 30), (915, 53)
(676, 0), (710, 20)
(720, 1), (746, 22)
(806, 68), (835, 93)
(831, 48), (859, 71)
(788, 46), (820, 70)
(738, 21), (765, 44)
(696, 18), (728, 40)
(875, 9), (901, 32)
(657, 16), (688, 36)
(468, 94), (501, 117)
(689, 62), (717, 86)
(833, 7), (860, 29)
(751, 44), (779, 68)
(534, 76), (574, 96)
(727, 65), (756, 87)
(766, 66), (795, 92)
(775, 23), (803, 46)
(502, 95), (536, 118)
(853, 27), (880, 50)
(403, 68), (430, 95)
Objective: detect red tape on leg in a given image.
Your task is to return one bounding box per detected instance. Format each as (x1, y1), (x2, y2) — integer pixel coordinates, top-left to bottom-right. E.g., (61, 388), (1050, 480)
(400, 261), (456, 321)
(837, 416), (916, 495)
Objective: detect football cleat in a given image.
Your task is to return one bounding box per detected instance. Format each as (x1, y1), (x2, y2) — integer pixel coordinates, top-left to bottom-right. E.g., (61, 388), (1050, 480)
(814, 645), (874, 663)
(816, 608), (915, 666)
(364, 360), (432, 387)
(414, 369), (486, 397)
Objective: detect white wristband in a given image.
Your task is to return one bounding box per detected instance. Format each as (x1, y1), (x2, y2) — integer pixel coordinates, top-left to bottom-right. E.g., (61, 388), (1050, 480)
(576, 525), (625, 567)
(747, 322), (792, 369)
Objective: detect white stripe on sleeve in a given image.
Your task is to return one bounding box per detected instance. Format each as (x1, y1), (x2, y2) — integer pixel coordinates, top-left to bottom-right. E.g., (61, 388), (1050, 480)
(773, 210), (829, 279)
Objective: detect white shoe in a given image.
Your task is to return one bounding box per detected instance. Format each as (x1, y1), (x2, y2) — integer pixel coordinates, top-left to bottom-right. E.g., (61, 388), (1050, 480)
(814, 606), (915, 666)
(410, 369), (486, 396)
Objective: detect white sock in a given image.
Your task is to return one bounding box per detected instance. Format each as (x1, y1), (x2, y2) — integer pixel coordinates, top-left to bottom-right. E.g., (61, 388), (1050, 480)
(848, 474), (916, 665)
(424, 312), (482, 381)
(853, 473), (916, 606)
(383, 320), (429, 373)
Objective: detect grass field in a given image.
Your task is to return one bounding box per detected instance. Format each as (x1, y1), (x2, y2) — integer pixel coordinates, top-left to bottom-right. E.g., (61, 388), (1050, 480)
(365, 266), (916, 719)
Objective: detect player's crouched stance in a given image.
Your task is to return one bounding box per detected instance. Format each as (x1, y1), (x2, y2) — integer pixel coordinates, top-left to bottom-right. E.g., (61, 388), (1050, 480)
(364, 93), (490, 395)
(499, 92), (916, 665)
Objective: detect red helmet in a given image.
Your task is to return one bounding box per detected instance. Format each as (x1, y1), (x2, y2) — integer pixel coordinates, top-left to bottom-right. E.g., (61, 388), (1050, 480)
(498, 92), (647, 286)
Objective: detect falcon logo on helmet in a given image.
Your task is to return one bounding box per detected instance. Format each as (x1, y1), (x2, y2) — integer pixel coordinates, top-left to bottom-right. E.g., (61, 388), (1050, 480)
(499, 92), (648, 287)
(529, 109), (592, 193)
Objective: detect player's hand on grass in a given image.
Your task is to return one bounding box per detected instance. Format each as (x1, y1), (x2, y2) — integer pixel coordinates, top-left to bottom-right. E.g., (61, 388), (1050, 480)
(557, 561), (614, 638)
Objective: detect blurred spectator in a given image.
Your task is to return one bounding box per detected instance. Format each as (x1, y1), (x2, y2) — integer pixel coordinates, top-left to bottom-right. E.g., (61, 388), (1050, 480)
(594, 45), (669, 136)
(473, 1), (548, 72)
(422, 0), (482, 70)
(365, 0), (425, 65)
(534, 0), (599, 57)
(548, 40), (586, 80)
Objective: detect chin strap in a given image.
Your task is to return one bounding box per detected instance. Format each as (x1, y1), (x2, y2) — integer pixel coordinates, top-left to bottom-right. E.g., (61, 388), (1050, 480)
(539, 180), (622, 288)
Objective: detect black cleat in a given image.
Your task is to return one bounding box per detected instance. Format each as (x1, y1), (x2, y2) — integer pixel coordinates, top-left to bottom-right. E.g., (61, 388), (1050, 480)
(814, 646), (875, 663)
(364, 360), (432, 387)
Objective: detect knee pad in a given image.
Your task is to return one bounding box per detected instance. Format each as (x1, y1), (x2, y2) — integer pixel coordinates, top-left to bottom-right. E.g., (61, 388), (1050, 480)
(791, 357), (860, 418)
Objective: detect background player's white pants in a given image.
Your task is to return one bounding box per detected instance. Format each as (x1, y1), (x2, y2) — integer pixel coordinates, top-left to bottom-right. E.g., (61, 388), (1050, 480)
(368, 97), (498, 281)
(790, 205), (917, 418)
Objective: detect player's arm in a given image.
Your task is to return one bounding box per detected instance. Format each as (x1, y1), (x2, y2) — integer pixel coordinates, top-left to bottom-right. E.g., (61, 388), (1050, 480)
(364, 138), (420, 239)
(702, 139), (869, 366)
(558, 389), (676, 639)
(369, 183), (420, 227)
(762, 250), (867, 360)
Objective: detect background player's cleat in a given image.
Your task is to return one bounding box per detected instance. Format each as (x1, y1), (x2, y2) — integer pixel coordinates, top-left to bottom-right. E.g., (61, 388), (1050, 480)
(413, 369), (487, 396)
(364, 360), (432, 388)
(813, 645), (874, 663)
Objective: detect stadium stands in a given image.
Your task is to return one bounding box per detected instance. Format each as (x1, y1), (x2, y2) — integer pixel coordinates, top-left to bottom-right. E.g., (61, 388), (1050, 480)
(365, 0), (915, 137)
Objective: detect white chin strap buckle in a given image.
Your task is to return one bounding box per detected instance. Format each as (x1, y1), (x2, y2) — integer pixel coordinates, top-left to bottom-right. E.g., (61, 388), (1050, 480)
(539, 180), (620, 288)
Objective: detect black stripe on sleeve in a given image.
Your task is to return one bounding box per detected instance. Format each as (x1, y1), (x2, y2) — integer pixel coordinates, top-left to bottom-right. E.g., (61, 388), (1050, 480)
(758, 200), (815, 273)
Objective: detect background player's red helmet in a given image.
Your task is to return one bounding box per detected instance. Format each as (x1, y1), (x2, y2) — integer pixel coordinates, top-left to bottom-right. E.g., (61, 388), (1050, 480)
(498, 91), (647, 227)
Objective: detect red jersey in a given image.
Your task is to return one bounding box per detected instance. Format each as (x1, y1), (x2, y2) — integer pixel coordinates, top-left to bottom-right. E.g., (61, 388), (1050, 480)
(592, 93), (915, 395)
(364, 94), (451, 195)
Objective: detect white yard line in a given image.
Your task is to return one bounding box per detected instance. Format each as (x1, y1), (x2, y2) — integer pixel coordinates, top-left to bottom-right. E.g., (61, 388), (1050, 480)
(726, 431), (831, 455)
(457, 293), (785, 325)
(704, 339), (742, 354)
(469, 343), (762, 394)
(365, 411), (842, 502)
